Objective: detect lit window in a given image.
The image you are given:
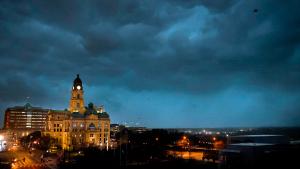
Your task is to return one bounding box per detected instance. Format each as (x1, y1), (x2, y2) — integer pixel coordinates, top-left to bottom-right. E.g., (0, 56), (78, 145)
(89, 123), (95, 130)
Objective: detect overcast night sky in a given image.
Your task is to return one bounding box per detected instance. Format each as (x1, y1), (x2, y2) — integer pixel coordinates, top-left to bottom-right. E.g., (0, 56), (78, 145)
(0, 0), (300, 128)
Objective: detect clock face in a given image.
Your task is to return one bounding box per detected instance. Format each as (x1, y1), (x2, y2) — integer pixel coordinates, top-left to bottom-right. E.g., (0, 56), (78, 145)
(77, 85), (81, 90)
(72, 86), (74, 90)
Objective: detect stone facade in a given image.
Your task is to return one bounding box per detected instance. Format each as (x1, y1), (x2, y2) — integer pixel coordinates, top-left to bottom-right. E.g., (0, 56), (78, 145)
(43, 75), (110, 149)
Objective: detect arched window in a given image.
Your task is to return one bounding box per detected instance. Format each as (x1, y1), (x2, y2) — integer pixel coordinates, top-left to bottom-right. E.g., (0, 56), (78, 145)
(89, 123), (96, 131)
(77, 94), (80, 99)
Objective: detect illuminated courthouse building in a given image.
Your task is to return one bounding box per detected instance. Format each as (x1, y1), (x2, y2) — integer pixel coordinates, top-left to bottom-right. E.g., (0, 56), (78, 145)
(44, 74), (110, 149)
(4, 103), (49, 137)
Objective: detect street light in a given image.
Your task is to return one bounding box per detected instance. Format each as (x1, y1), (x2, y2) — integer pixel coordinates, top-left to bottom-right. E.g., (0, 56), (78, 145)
(226, 134), (230, 145)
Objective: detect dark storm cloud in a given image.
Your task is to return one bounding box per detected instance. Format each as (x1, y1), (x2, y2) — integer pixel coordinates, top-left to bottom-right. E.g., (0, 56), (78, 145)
(0, 73), (46, 103)
(0, 0), (300, 127)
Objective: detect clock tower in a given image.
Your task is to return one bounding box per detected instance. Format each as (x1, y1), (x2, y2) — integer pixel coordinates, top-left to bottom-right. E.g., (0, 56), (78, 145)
(69, 74), (85, 113)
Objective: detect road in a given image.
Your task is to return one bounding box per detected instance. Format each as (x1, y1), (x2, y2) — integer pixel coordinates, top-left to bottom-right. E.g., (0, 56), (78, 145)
(0, 146), (57, 169)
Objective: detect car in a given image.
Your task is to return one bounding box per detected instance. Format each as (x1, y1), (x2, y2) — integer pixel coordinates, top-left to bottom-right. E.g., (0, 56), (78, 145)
(11, 157), (17, 163)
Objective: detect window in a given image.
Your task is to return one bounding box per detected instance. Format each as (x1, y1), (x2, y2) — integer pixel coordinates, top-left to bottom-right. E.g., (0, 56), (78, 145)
(90, 134), (94, 137)
(89, 123), (95, 130)
(54, 124), (56, 127)
(77, 94), (80, 99)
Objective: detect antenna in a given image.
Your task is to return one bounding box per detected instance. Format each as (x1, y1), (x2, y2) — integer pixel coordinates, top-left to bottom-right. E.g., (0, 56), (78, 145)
(26, 96), (31, 103)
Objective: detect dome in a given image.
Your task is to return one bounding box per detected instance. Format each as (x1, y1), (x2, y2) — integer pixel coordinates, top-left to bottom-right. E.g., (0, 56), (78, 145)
(98, 111), (110, 118)
(84, 102), (97, 115)
(73, 74), (83, 90)
(74, 74), (82, 85)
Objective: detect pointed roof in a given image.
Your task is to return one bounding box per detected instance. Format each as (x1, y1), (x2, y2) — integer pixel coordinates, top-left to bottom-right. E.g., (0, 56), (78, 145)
(73, 74), (82, 86)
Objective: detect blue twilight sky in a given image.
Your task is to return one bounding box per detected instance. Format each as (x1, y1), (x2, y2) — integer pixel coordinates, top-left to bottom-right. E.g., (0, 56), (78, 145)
(0, 0), (300, 128)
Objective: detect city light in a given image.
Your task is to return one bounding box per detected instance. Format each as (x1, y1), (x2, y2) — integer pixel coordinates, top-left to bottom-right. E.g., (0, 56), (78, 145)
(0, 1), (299, 168)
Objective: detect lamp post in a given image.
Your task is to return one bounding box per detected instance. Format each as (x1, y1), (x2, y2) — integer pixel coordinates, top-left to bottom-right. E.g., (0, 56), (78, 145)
(226, 134), (230, 146)
(65, 144), (71, 162)
(106, 140), (108, 151)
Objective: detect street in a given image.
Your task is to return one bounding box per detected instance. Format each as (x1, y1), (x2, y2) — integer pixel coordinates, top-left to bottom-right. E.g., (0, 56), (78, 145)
(0, 145), (57, 169)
